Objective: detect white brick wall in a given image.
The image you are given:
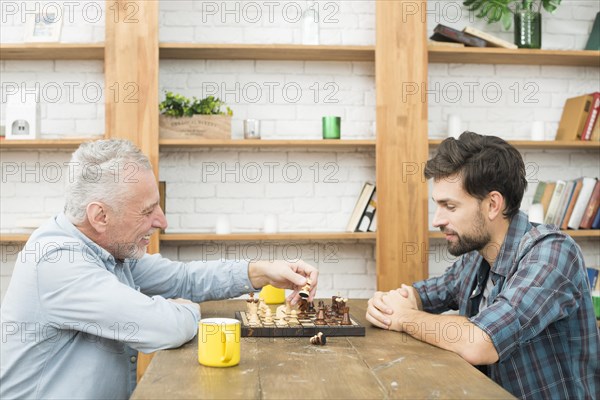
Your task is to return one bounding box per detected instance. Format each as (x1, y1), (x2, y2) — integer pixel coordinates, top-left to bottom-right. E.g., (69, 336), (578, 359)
(159, 0), (375, 45)
(0, 60), (105, 136)
(0, 0), (105, 43)
(1, 0), (599, 303)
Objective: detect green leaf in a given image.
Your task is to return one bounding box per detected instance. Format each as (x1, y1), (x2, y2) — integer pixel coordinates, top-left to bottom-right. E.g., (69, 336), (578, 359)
(159, 91), (233, 117)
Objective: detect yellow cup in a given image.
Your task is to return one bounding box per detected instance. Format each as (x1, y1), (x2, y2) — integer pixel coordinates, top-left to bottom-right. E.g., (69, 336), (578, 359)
(259, 285), (285, 304)
(198, 318), (240, 367)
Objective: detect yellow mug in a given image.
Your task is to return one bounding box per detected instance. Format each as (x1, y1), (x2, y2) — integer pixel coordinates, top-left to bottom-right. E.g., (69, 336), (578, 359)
(259, 285), (285, 304)
(198, 318), (240, 367)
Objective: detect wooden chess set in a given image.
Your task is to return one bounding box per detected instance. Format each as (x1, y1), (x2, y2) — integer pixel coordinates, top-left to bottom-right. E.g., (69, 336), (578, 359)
(235, 293), (366, 337)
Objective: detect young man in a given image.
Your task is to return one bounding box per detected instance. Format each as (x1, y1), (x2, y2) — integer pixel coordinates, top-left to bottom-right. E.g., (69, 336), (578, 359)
(1, 139), (318, 400)
(367, 132), (598, 399)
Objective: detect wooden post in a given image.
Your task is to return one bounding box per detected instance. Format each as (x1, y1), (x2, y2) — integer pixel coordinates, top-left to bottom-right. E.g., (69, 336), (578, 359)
(376, 1), (429, 290)
(104, 0), (159, 380)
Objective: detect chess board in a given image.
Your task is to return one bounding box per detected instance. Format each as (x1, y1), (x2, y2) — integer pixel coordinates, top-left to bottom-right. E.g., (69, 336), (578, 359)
(235, 310), (366, 337)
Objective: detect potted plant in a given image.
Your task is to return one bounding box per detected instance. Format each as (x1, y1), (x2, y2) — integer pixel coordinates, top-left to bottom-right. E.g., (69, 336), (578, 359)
(159, 92), (233, 140)
(463, 0), (562, 48)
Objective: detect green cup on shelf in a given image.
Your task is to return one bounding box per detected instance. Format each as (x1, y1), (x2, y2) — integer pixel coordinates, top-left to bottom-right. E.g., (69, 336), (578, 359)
(592, 292), (600, 320)
(322, 116), (341, 139)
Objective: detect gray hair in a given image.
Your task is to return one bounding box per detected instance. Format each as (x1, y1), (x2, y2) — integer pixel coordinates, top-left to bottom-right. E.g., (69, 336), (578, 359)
(64, 139), (153, 225)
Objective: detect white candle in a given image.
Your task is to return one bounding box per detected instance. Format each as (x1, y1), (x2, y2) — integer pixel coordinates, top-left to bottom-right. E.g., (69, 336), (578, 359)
(447, 114), (462, 139)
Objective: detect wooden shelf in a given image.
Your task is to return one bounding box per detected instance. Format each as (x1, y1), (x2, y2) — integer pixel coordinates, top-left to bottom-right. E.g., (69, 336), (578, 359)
(429, 139), (600, 150)
(0, 43), (104, 60)
(159, 44), (599, 66)
(0, 138), (103, 149)
(159, 139), (376, 148)
(0, 43), (595, 65)
(430, 230), (600, 239)
(159, 43), (375, 61)
(160, 232), (376, 242)
(0, 234), (29, 243)
(429, 47), (600, 67)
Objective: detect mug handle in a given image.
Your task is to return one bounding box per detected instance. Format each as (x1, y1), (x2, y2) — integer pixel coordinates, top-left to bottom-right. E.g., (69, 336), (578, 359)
(222, 331), (235, 363)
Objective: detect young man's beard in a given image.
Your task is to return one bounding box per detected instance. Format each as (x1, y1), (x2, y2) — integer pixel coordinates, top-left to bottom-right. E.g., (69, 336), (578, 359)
(446, 210), (491, 257)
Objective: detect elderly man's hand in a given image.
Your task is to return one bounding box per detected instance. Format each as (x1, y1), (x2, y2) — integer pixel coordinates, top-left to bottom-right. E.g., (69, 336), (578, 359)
(248, 260), (318, 304)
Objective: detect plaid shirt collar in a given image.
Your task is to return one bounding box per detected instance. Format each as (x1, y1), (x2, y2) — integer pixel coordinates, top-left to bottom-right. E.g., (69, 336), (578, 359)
(490, 210), (531, 279)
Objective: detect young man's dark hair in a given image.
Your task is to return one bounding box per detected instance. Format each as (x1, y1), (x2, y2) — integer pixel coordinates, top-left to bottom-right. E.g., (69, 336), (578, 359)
(424, 131), (528, 218)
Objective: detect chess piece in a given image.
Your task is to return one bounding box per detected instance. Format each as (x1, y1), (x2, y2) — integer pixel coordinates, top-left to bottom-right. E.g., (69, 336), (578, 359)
(288, 310), (300, 326)
(275, 305), (287, 320)
(285, 300), (292, 316)
(299, 278), (312, 298)
(275, 313), (287, 327)
(332, 296), (340, 312)
(263, 308), (274, 326)
(336, 297), (347, 316)
(298, 299), (309, 319)
(248, 312), (260, 327)
(310, 332), (327, 345)
(314, 307), (327, 325)
(307, 301), (316, 314)
(247, 293), (259, 317)
(340, 306), (351, 325)
(258, 298), (268, 318)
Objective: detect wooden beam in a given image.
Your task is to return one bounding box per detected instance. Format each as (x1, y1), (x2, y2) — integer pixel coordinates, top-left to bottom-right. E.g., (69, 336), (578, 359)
(105, 0), (159, 252)
(104, 0), (159, 381)
(376, 1), (429, 290)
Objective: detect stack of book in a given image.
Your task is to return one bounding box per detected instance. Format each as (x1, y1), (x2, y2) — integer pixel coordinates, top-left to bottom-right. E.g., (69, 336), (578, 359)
(556, 92), (600, 141)
(346, 182), (377, 233)
(429, 24), (517, 49)
(588, 267), (600, 291)
(532, 177), (600, 230)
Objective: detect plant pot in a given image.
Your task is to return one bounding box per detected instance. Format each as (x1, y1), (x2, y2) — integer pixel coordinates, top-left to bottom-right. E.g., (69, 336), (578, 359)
(514, 8), (541, 49)
(159, 114), (232, 140)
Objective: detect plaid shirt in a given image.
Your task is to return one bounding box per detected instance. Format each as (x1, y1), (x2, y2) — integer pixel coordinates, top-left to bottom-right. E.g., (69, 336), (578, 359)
(414, 211), (599, 399)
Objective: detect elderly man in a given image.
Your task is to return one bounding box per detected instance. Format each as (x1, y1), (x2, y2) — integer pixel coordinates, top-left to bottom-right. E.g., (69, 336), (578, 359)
(0, 139), (318, 399)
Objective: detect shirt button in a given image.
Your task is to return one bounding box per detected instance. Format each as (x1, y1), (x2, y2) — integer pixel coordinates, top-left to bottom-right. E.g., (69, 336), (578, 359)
(244, 285), (249, 290)
(130, 356), (137, 363)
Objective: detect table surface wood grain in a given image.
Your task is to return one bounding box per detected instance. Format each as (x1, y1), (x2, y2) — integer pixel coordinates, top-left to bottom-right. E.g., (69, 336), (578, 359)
(131, 300), (514, 399)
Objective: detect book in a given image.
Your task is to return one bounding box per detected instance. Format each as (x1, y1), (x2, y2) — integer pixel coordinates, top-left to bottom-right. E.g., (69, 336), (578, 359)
(532, 181), (547, 204)
(567, 177), (598, 229)
(587, 267), (599, 291)
(427, 39), (465, 48)
(561, 179), (583, 230)
(544, 180), (566, 225)
(357, 190), (377, 232)
(430, 24), (487, 47)
(585, 12), (600, 51)
(554, 180), (576, 226)
(591, 118), (600, 141)
(368, 210), (377, 232)
(346, 183), (376, 232)
(462, 26), (517, 49)
(540, 182), (556, 217)
(581, 92), (600, 140)
(555, 94), (594, 141)
(579, 181), (600, 229)
(592, 204), (600, 229)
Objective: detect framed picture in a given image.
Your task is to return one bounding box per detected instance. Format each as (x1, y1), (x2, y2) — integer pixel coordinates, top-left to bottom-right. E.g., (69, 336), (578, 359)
(24, 9), (63, 43)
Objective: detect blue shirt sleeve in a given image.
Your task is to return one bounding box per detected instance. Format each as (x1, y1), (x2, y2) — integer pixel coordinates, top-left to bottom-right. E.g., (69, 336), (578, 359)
(130, 254), (255, 302)
(413, 257), (465, 313)
(36, 250), (200, 353)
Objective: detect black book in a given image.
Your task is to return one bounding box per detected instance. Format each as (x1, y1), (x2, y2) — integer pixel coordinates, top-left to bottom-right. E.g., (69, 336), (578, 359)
(430, 24), (487, 47)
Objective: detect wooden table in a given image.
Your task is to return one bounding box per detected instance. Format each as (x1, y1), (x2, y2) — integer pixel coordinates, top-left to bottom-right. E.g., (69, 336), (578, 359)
(131, 300), (514, 399)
